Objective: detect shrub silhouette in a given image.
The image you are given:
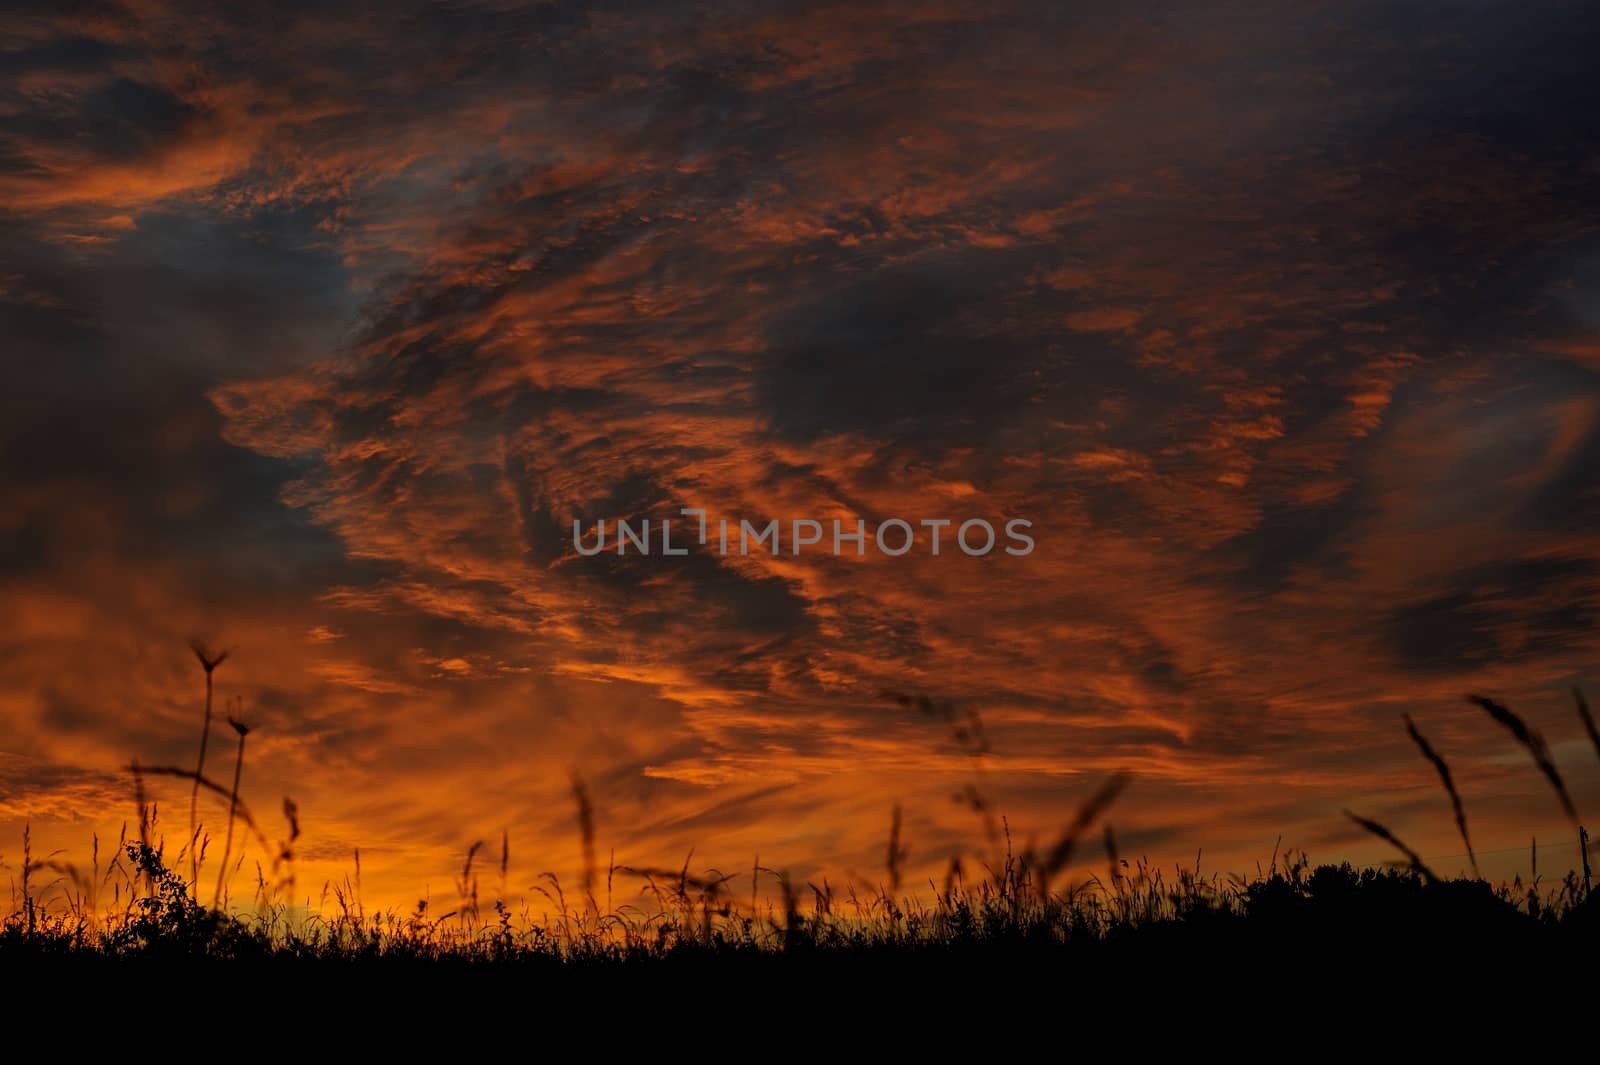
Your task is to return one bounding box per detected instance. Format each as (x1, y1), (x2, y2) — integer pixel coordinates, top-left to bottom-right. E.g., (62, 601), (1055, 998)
(106, 844), (236, 957)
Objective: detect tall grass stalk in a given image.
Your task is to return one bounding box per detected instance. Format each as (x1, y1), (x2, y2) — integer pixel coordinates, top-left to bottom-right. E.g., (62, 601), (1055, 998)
(1403, 713), (1478, 876)
(188, 642), (227, 898)
(1468, 695), (1578, 823)
(1344, 810), (1439, 882)
(213, 715), (250, 910)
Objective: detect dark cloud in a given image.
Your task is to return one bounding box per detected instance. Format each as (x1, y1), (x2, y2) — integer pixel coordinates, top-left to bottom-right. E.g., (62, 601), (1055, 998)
(79, 79), (203, 160)
(757, 249), (1048, 447)
(1388, 557), (1598, 675)
(0, 204), (360, 602)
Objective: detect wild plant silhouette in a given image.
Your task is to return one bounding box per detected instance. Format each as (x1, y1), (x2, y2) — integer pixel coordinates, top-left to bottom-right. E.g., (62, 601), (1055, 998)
(4, 648), (1598, 996)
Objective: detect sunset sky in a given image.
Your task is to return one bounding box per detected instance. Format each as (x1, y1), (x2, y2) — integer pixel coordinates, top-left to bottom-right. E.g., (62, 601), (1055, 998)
(4, 1), (1600, 911)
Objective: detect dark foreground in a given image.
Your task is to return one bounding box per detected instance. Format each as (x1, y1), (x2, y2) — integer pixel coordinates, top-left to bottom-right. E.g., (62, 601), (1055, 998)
(7, 862), (1597, 1041)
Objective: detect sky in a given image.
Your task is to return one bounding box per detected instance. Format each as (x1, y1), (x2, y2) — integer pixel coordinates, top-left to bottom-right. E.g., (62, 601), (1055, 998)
(4, 0), (1600, 912)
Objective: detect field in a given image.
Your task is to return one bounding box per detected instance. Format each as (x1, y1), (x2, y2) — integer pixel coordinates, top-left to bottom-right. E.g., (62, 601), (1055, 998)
(5, 653), (1599, 1022)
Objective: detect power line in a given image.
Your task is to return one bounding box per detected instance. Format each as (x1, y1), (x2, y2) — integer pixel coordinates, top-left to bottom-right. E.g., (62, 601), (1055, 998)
(1417, 839), (1587, 863)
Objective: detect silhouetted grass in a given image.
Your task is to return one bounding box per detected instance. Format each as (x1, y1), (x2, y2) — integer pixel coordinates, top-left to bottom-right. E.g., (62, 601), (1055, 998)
(1469, 693), (1580, 823)
(1402, 712), (1477, 875)
(186, 641), (227, 898)
(4, 656), (1599, 994)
